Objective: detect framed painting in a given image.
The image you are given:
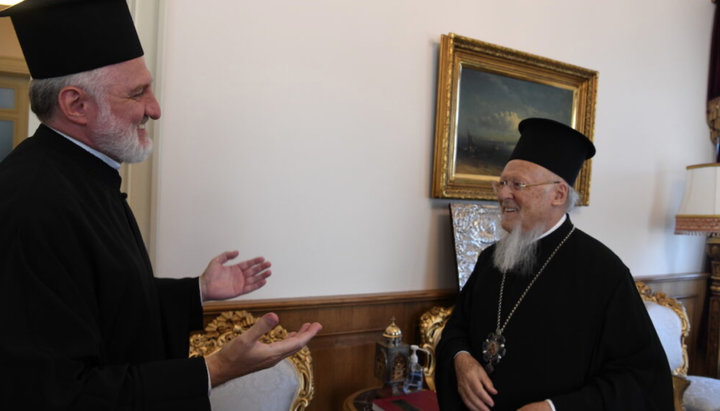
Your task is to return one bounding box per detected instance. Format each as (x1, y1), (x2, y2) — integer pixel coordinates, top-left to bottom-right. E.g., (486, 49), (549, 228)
(431, 33), (598, 205)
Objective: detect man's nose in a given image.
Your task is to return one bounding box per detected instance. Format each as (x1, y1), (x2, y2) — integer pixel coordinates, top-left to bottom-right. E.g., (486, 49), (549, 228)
(145, 89), (161, 120)
(495, 184), (513, 201)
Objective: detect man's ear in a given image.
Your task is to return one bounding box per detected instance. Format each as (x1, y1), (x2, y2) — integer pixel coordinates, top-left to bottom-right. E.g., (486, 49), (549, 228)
(551, 182), (569, 206)
(56, 86), (92, 125)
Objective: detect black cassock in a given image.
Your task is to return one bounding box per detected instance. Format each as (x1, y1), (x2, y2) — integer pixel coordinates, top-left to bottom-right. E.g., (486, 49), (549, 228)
(436, 218), (674, 411)
(0, 125), (209, 410)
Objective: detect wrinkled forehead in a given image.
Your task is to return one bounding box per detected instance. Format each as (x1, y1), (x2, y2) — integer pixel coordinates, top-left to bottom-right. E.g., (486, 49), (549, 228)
(500, 159), (557, 181)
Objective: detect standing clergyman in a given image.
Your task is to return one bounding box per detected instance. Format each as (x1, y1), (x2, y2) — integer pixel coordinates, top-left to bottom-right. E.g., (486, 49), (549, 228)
(0, 1), (321, 409)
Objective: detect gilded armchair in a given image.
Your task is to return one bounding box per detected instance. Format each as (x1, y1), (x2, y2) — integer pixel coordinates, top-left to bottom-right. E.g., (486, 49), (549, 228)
(189, 310), (315, 411)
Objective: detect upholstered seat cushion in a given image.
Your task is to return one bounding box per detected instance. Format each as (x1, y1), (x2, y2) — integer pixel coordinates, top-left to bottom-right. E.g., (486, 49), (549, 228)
(640, 288), (720, 411)
(684, 375), (720, 411)
(189, 310), (315, 410)
(644, 301), (684, 372)
(672, 375), (691, 411)
(210, 358), (299, 411)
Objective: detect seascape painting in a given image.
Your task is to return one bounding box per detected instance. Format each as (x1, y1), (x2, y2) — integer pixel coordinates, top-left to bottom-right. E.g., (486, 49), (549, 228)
(454, 67), (574, 177)
(431, 33), (597, 203)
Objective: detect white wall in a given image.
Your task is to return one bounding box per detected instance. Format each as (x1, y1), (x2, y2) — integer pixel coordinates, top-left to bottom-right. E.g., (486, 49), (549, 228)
(152, 0), (713, 299)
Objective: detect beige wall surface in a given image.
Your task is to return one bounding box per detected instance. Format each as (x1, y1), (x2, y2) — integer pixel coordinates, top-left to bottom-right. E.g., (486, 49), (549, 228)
(0, 18), (21, 60)
(152, 0), (713, 299)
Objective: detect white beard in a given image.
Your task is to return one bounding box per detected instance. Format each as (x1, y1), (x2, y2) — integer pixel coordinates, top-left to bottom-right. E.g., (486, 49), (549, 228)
(93, 99), (152, 163)
(492, 222), (545, 276)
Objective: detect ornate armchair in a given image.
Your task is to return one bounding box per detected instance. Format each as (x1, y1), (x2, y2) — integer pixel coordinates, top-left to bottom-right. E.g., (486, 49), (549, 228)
(637, 282), (720, 411)
(189, 310), (315, 411)
(418, 305), (453, 392)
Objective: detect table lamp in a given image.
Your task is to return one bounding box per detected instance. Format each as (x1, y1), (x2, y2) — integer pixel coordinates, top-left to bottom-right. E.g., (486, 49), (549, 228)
(675, 162), (720, 378)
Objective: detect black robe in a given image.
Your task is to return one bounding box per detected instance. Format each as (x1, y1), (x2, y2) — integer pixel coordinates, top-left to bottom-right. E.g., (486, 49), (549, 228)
(0, 125), (210, 410)
(436, 218), (674, 410)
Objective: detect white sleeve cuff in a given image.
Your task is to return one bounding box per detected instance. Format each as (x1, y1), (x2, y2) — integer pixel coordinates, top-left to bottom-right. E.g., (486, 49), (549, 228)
(453, 350), (470, 359)
(204, 358), (211, 394)
(545, 399), (556, 411)
(198, 278), (205, 304)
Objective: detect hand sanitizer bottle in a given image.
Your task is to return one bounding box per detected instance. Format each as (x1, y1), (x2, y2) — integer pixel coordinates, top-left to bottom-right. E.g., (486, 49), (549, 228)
(403, 345), (424, 393)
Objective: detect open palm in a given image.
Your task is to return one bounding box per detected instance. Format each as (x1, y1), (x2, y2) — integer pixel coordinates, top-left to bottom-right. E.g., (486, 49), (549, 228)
(200, 251), (271, 301)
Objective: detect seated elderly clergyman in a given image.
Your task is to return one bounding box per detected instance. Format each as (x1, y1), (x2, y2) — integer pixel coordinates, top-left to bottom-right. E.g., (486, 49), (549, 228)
(436, 118), (674, 411)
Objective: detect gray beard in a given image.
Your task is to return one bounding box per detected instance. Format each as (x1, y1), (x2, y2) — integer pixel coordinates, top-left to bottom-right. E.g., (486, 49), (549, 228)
(93, 98), (153, 164)
(492, 222), (546, 276)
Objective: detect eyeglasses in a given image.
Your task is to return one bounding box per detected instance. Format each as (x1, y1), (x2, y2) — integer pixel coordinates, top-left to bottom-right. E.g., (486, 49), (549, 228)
(491, 180), (561, 194)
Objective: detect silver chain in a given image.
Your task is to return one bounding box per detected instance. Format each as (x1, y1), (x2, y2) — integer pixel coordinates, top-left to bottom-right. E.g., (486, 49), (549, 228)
(496, 226), (575, 334)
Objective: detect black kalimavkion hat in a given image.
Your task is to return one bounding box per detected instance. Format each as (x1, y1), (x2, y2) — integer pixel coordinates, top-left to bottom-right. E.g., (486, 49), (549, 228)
(509, 118), (596, 186)
(0, 0), (144, 79)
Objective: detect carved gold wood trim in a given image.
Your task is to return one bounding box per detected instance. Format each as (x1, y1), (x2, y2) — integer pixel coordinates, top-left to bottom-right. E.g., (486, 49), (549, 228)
(418, 305), (454, 392)
(636, 281), (690, 377)
(710, 96), (720, 145)
(431, 33), (598, 205)
(189, 310), (315, 411)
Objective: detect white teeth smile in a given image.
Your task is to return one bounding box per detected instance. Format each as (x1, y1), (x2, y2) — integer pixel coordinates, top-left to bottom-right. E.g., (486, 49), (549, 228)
(138, 123), (146, 130)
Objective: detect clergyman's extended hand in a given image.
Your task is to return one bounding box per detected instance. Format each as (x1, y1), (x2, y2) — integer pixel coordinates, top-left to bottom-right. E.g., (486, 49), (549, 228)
(454, 352), (498, 411)
(205, 312), (322, 387)
(200, 252), (271, 301)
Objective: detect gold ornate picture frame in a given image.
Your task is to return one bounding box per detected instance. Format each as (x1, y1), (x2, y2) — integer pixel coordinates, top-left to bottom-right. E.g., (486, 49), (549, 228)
(431, 33), (598, 205)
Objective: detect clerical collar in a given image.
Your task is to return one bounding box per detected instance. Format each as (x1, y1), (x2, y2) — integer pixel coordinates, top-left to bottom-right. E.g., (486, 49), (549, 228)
(50, 127), (121, 170)
(536, 214), (567, 241)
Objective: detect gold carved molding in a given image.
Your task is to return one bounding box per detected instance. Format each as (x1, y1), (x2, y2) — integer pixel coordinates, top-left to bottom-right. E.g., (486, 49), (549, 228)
(708, 96), (720, 145)
(636, 282), (690, 377)
(431, 33), (598, 205)
(418, 305), (454, 392)
(189, 310), (315, 410)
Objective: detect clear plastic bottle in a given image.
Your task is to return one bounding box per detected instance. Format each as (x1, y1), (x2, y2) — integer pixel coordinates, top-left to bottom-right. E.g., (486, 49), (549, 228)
(403, 345), (424, 393)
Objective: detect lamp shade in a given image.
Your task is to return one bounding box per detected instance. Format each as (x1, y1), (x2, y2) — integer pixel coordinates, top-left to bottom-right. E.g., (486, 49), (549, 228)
(675, 163), (720, 234)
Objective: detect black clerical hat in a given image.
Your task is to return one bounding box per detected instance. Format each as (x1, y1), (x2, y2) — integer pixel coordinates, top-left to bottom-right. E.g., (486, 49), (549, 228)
(509, 118), (595, 185)
(0, 0), (144, 79)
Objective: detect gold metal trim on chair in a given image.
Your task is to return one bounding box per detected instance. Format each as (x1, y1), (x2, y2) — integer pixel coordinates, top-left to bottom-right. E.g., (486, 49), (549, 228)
(635, 281), (690, 377)
(418, 305), (454, 392)
(189, 310), (315, 411)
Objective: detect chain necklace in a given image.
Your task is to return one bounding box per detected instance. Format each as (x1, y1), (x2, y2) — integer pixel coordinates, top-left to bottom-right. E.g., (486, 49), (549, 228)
(482, 226), (575, 374)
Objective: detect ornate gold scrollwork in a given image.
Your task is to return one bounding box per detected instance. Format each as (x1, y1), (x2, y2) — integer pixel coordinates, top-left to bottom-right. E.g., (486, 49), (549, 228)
(635, 282), (690, 377)
(707, 96), (720, 146)
(418, 306), (454, 391)
(189, 310), (315, 411)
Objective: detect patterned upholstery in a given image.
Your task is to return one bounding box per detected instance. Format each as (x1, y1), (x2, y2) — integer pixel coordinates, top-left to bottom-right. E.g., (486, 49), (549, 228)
(189, 310), (315, 411)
